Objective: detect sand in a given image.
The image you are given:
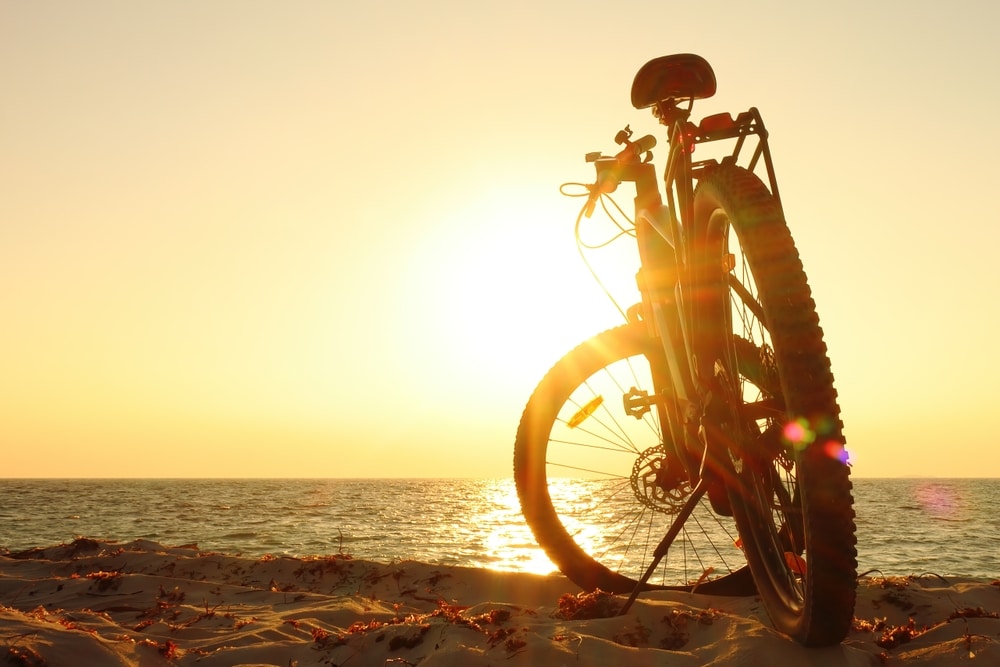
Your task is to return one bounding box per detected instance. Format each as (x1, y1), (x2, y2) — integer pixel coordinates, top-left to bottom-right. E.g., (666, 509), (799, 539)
(2, 538), (998, 666)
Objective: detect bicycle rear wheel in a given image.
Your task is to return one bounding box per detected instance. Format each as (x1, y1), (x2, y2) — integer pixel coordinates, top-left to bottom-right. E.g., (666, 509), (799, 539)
(514, 324), (755, 595)
(692, 165), (857, 646)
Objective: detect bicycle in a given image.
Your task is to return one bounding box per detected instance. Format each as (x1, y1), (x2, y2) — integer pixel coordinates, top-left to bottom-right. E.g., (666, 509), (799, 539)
(513, 54), (857, 646)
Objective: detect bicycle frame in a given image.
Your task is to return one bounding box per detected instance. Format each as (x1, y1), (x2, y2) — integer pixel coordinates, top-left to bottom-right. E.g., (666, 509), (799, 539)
(589, 106), (781, 489)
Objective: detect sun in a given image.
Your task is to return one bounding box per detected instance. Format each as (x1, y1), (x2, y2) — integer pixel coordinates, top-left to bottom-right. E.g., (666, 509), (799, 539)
(412, 194), (639, 394)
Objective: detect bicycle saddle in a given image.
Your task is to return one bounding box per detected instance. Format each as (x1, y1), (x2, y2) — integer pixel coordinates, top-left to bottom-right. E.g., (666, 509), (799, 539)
(631, 54), (717, 109)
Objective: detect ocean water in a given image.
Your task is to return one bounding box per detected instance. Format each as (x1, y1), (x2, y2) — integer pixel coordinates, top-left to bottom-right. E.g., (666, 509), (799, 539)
(1, 478), (997, 579)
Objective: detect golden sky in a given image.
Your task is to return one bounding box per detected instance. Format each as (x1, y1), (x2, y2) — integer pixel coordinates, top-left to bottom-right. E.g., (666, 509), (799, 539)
(3, 1), (999, 478)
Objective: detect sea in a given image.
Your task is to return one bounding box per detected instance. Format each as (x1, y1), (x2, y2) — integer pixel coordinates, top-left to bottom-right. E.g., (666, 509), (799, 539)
(1, 478), (997, 579)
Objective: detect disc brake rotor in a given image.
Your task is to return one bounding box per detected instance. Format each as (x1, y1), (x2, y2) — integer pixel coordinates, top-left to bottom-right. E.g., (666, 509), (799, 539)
(630, 446), (691, 513)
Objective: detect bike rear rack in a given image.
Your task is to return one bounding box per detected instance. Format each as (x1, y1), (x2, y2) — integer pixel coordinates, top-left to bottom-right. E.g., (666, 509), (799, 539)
(687, 107), (782, 211)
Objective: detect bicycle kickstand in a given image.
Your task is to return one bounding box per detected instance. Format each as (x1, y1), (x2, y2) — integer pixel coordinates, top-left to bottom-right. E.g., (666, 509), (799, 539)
(619, 478), (708, 614)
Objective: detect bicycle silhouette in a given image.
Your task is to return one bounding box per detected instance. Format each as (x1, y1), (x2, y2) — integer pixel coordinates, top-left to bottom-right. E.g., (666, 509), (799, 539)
(514, 54), (857, 647)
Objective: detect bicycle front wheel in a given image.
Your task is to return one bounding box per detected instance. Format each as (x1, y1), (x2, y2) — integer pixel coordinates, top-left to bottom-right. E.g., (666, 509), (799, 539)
(692, 165), (857, 646)
(514, 324), (754, 595)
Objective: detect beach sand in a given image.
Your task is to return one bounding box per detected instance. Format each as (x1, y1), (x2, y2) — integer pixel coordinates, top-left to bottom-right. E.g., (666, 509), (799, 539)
(2, 539), (998, 666)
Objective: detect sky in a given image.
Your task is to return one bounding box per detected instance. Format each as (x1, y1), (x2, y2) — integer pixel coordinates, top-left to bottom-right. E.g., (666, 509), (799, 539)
(2, 1), (999, 478)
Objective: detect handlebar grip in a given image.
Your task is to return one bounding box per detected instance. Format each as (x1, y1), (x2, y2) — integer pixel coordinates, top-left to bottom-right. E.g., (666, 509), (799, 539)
(615, 134), (657, 163)
(586, 133), (658, 215)
(632, 134), (657, 154)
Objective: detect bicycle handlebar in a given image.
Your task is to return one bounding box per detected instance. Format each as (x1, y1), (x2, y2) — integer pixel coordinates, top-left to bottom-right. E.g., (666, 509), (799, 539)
(584, 132), (658, 217)
(614, 134), (656, 164)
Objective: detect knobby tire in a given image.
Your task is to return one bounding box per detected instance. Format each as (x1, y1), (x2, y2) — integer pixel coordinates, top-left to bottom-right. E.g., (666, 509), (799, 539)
(693, 165), (858, 646)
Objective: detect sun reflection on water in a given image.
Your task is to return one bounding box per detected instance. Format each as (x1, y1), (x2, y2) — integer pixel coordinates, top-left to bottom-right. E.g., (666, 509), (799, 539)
(471, 478), (557, 575)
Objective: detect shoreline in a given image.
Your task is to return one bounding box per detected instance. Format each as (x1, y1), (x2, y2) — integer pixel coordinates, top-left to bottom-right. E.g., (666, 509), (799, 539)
(2, 538), (998, 666)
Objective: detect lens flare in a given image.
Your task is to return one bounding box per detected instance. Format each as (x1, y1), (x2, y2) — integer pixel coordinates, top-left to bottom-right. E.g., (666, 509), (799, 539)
(915, 484), (958, 520)
(781, 417), (848, 463)
(821, 439), (850, 465)
(781, 418), (815, 450)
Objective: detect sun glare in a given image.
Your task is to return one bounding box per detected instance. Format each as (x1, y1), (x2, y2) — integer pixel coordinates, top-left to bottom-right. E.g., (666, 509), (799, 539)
(409, 186), (647, 399)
